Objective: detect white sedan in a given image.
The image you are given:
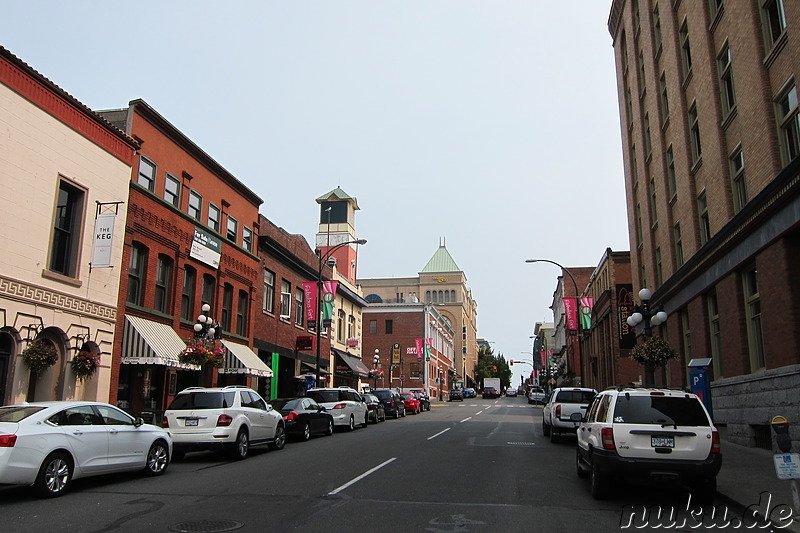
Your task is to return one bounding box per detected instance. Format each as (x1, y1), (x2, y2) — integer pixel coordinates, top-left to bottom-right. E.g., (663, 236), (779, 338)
(0, 401), (172, 497)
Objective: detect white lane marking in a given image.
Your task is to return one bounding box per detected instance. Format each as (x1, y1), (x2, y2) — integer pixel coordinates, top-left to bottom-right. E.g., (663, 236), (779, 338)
(427, 428), (451, 440)
(475, 410), (484, 416)
(460, 417), (472, 423)
(327, 457), (397, 496)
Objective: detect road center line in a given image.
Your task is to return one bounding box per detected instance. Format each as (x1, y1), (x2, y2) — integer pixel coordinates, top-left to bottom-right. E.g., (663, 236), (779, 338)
(427, 428), (451, 440)
(475, 410), (483, 415)
(327, 458), (396, 496)
(460, 417), (472, 423)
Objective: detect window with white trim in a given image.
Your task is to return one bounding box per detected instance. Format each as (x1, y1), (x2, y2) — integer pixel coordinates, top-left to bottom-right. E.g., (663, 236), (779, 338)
(164, 174), (180, 207)
(137, 157), (156, 192)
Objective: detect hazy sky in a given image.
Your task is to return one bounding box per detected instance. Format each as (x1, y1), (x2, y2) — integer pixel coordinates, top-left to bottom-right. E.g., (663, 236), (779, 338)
(2, 1), (629, 385)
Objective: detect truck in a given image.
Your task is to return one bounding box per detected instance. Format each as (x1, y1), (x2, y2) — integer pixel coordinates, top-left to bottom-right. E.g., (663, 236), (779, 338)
(482, 378), (501, 398)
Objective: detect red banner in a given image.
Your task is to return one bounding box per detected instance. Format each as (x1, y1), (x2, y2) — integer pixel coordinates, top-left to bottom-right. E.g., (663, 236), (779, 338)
(303, 282), (317, 327)
(563, 297), (578, 331)
(415, 338), (424, 360)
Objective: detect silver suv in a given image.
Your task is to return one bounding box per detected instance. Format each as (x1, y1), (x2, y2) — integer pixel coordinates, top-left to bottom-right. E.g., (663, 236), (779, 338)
(163, 385), (285, 460)
(306, 387), (369, 431)
(575, 387), (721, 503)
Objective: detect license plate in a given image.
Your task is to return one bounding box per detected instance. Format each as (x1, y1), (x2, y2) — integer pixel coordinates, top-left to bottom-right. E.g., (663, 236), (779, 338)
(185, 418), (199, 427)
(651, 436), (674, 448)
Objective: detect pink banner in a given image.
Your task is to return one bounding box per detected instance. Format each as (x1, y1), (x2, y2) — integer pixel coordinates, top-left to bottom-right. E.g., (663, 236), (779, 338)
(539, 350), (552, 366)
(303, 282), (317, 325)
(415, 338), (424, 360)
(563, 297), (578, 331)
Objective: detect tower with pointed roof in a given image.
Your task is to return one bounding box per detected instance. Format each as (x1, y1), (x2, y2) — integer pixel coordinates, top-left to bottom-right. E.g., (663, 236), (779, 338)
(315, 187), (361, 284)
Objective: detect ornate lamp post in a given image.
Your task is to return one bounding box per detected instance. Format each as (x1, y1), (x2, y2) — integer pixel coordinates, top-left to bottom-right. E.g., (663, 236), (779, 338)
(188, 303), (222, 385)
(314, 239), (367, 386)
(372, 349), (381, 389)
(625, 288), (668, 386)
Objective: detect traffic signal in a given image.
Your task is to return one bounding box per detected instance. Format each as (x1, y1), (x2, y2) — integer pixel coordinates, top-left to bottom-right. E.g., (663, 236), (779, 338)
(493, 366), (497, 371)
(510, 360), (514, 366)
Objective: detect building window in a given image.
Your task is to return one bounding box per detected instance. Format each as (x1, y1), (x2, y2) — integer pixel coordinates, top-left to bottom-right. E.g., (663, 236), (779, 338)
(644, 114), (652, 159)
(236, 290), (248, 336)
(698, 192), (711, 245)
(220, 284), (233, 333)
(638, 50), (646, 96)
(649, 177), (658, 226)
(635, 203), (643, 246)
(50, 179), (85, 277)
(660, 72), (670, 123)
(776, 84), (800, 164)
(718, 43), (736, 116)
(164, 174), (181, 208)
(188, 191), (202, 221)
(137, 157), (156, 192)
(127, 243), (147, 306)
(709, 0), (724, 18)
(626, 86), (633, 129)
(243, 227), (253, 253)
(295, 288), (304, 327)
(347, 315), (355, 339)
(653, 5), (662, 54)
(630, 144), (639, 189)
(336, 309), (345, 342)
(706, 290), (723, 378)
(280, 280), (291, 319)
(666, 146), (676, 201)
(208, 204), (221, 232)
(202, 274), (216, 310)
(154, 255), (173, 313)
(655, 247), (663, 286)
(181, 266), (196, 321)
(689, 103), (702, 164)
(763, 0), (787, 50)
(680, 21), (692, 80)
(385, 320), (393, 334)
(263, 270), (275, 313)
(226, 215), (238, 242)
(369, 320), (377, 334)
(395, 292), (405, 303)
(742, 265), (765, 370)
(730, 147), (748, 212)
(674, 223), (684, 267)
(680, 309), (691, 360)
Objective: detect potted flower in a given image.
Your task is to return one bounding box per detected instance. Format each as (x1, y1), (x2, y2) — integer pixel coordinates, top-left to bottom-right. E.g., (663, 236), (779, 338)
(204, 348), (225, 368)
(70, 350), (100, 381)
(22, 339), (58, 374)
(179, 344), (211, 366)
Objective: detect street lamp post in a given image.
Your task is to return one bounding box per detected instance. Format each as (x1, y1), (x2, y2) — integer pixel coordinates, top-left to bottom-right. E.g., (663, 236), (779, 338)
(192, 303), (221, 386)
(525, 258), (584, 386)
(625, 288), (668, 386)
(314, 239), (367, 386)
(373, 349), (380, 389)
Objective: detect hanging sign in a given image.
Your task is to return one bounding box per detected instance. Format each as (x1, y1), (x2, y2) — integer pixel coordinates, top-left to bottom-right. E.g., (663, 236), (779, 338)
(580, 297), (594, 330)
(91, 213), (116, 268)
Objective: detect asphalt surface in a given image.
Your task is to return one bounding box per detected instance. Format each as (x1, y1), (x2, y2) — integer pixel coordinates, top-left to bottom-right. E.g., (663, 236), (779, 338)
(1, 397), (792, 532)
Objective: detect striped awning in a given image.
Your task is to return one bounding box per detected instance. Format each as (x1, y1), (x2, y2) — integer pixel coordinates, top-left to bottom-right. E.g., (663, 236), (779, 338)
(121, 315), (199, 370)
(219, 340), (273, 377)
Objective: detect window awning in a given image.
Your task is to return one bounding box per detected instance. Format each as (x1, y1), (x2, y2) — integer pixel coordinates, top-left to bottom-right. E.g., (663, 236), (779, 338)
(121, 315), (199, 369)
(333, 348), (370, 378)
(220, 340), (273, 377)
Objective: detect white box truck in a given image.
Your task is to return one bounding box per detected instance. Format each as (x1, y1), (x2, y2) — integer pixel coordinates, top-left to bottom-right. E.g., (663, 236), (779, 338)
(483, 378), (501, 398)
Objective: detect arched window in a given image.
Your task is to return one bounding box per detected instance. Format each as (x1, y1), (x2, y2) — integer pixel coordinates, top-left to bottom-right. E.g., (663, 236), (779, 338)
(425, 291), (431, 303)
(450, 290), (456, 302)
(431, 291), (437, 303)
(154, 255), (173, 313)
(366, 294), (383, 304)
(181, 266), (197, 321)
(438, 290), (444, 302)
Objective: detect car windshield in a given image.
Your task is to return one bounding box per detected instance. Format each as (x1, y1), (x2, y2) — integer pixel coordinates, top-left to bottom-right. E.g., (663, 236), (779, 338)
(167, 391), (236, 410)
(373, 391), (392, 400)
(307, 391), (339, 403)
(399, 393), (413, 399)
(270, 399), (301, 410)
(612, 396), (710, 426)
(554, 391), (595, 403)
(0, 405), (46, 422)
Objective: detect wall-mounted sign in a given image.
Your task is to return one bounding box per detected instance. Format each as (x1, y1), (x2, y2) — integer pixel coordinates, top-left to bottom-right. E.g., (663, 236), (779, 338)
(91, 213), (116, 268)
(346, 337), (360, 348)
(433, 277), (448, 283)
(190, 227), (222, 269)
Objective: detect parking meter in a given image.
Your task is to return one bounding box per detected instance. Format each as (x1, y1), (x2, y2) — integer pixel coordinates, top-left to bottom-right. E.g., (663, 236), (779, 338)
(688, 358), (713, 419)
(772, 416), (792, 453)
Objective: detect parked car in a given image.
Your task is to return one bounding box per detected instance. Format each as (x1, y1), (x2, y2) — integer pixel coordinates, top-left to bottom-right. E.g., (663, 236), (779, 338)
(409, 390), (431, 411)
(372, 389), (406, 419)
(0, 401), (171, 497)
(268, 397), (334, 440)
(527, 386), (546, 405)
(399, 391), (422, 414)
(575, 387), (721, 503)
(506, 388), (518, 397)
(541, 387), (597, 443)
(448, 389), (464, 402)
(462, 388), (477, 399)
(306, 387), (369, 430)
(362, 393), (386, 423)
(163, 385), (285, 460)
(482, 387), (501, 399)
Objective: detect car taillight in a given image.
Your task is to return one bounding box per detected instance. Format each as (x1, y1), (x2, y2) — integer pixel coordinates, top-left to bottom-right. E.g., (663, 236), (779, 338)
(601, 427), (616, 450)
(217, 414), (233, 427)
(284, 411), (299, 421)
(0, 435), (17, 447)
(555, 405), (561, 418)
(162, 416), (169, 428)
(332, 403), (346, 410)
(390, 401), (395, 407)
(650, 391), (665, 396)
(711, 430), (721, 454)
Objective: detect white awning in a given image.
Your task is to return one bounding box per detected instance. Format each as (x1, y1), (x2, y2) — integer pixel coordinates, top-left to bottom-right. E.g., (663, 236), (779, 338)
(220, 340), (273, 377)
(121, 315), (199, 370)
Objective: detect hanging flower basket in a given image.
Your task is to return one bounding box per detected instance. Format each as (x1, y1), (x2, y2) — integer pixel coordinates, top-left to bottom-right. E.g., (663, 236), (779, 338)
(630, 336), (677, 366)
(179, 344), (212, 366)
(70, 350), (101, 381)
(205, 348), (225, 368)
(22, 340), (58, 374)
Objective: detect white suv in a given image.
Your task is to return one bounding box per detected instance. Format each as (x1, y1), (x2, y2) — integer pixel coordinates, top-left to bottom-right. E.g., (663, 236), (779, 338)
(163, 386), (285, 460)
(542, 387), (597, 442)
(306, 387), (369, 431)
(574, 387), (721, 503)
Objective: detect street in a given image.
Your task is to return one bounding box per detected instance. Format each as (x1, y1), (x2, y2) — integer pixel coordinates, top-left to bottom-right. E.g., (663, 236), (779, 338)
(1, 397), (752, 533)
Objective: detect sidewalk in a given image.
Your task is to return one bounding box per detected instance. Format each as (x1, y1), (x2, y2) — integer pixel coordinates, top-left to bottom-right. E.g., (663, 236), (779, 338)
(717, 439), (800, 531)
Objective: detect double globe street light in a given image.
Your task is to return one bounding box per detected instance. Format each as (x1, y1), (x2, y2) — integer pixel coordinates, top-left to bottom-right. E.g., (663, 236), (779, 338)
(625, 287), (668, 386)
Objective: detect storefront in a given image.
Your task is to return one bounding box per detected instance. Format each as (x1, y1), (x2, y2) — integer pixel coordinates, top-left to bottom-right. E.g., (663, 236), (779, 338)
(332, 348), (369, 389)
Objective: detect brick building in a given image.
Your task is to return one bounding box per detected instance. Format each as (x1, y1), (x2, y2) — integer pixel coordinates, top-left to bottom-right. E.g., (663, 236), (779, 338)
(608, 1), (800, 448)
(546, 266), (594, 387)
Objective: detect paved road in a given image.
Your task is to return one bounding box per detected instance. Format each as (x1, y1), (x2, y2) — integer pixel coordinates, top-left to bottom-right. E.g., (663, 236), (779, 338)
(1, 397), (755, 532)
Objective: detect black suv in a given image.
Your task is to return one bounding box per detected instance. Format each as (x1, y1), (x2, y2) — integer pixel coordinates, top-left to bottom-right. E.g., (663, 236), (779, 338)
(372, 389), (406, 419)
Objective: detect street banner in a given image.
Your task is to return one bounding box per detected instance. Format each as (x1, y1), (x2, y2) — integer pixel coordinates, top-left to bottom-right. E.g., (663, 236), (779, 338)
(539, 349), (553, 366)
(617, 284), (636, 349)
(321, 281), (338, 326)
(580, 297), (594, 330)
(424, 338), (433, 360)
(415, 338), (424, 360)
(91, 212), (116, 268)
(563, 297), (578, 331)
(303, 282), (317, 328)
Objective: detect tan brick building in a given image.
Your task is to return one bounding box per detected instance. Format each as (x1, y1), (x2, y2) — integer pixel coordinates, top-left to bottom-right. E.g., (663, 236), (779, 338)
(609, 0), (800, 448)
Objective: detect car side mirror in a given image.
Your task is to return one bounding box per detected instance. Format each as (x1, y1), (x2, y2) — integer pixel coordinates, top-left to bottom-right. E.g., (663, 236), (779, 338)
(134, 417), (144, 428)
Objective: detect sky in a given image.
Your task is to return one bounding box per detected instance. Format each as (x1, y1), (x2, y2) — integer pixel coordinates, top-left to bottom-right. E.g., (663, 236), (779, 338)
(1, 1), (630, 386)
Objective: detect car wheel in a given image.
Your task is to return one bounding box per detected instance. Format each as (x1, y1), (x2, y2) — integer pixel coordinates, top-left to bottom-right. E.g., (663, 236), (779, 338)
(576, 447), (589, 479)
(393, 409), (400, 419)
(299, 422), (311, 441)
(144, 440), (170, 476)
(33, 452), (72, 498)
(268, 424), (286, 450)
(325, 419), (334, 436)
(590, 457), (610, 500)
(691, 477), (717, 505)
(348, 415), (356, 431)
(542, 419), (551, 436)
(231, 428), (249, 460)
(550, 428), (559, 443)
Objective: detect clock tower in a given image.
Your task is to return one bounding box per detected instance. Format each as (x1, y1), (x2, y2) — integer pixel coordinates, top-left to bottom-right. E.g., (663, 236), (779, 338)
(315, 187), (362, 284)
